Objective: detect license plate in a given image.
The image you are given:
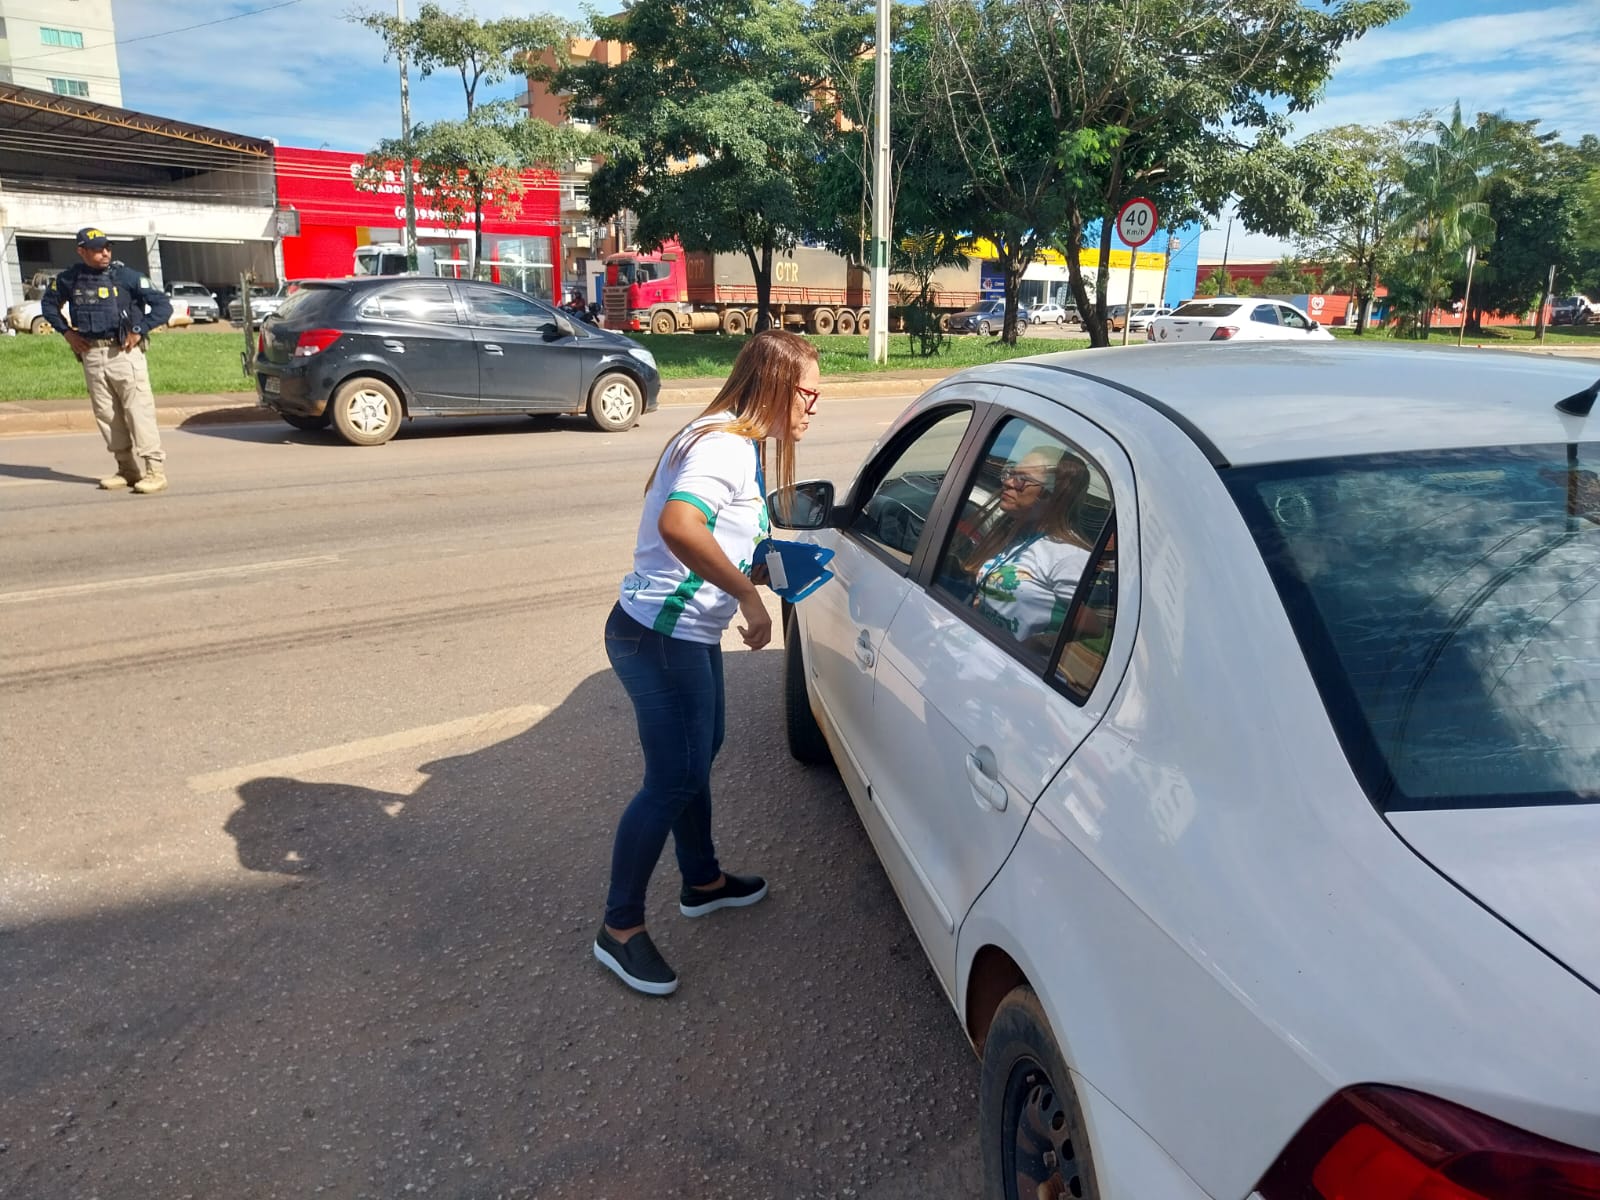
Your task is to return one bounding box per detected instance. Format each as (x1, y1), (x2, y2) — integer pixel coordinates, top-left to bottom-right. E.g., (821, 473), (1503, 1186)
(262, 375), (280, 395)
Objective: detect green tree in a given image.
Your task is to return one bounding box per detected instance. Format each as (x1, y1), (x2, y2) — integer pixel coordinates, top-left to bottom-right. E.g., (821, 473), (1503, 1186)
(1386, 103), (1500, 337)
(1260, 256), (1319, 294)
(561, 0), (828, 331)
(922, 0), (1404, 348)
(1296, 120), (1423, 333)
(352, 4), (586, 266)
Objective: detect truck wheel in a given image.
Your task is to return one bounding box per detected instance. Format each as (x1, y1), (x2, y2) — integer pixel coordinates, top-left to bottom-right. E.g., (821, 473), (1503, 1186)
(855, 309), (870, 335)
(331, 377), (402, 446)
(834, 309), (857, 335)
(588, 372), (642, 432)
(746, 309), (761, 331)
(722, 309), (748, 335)
(808, 308), (836, 335)
(650, 310), (677, 336)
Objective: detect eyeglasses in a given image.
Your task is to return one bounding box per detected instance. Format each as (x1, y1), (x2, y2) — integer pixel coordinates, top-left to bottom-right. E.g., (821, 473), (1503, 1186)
(795, 386), (820, 415)
(1000, 467), (1049, 490)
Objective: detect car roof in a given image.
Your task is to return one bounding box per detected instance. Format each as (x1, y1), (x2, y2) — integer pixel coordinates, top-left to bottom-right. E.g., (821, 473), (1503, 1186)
(962, 343), (1600, 466)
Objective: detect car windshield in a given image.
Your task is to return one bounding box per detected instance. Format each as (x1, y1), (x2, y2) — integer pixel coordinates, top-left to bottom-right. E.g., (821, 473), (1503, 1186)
(1228, 445), (1600, 811)
(1174, 302), (1241, 318)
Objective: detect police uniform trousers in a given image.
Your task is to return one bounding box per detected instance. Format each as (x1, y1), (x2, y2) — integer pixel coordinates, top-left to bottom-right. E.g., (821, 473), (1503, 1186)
(81, 342), (164, 466)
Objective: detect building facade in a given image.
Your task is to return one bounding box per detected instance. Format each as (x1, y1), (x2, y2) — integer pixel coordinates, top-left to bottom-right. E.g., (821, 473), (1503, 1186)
(273, 147), (563, 298)
(0, 0), (122, 106)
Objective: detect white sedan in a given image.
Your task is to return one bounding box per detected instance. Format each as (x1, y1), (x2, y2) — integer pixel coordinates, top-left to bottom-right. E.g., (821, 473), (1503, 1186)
(1149, 297), (1334, 343)
(1029, 302), (1074, 326)
(771, 343), (1600, 1200)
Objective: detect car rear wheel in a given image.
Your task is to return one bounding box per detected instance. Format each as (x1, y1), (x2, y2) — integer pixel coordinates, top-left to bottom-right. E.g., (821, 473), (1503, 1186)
(588, 372), (641, 432)
(281, 413), (330, 432)
(980, 986), (1099, 1200)
(784, 608), (832, 766)
(331, 377), (402, 446)
(30, 316), (50, 335)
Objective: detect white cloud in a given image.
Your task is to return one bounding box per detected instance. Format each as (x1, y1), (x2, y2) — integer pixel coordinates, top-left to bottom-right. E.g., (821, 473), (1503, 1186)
(1334, 4), (1599, 73)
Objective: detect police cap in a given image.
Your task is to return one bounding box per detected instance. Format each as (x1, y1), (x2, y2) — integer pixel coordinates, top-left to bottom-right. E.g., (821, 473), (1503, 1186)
(76, 227), (111, 249)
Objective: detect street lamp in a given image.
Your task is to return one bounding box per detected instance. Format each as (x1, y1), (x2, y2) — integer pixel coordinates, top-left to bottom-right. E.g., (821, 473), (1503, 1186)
(867, 0), (891, 364)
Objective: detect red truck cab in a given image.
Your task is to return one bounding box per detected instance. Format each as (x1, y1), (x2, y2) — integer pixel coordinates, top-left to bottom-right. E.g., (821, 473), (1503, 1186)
(604, 244), (688, 333)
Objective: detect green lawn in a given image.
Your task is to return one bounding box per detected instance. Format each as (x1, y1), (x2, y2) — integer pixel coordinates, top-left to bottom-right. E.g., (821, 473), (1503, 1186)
(1330, 324), (1600, 346)
(0, 327), (1074, 402)
(0, 330), (253, 402)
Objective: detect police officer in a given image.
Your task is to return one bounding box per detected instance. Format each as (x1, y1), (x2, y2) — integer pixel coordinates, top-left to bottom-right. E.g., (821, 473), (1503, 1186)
(40, 228), (174, 494)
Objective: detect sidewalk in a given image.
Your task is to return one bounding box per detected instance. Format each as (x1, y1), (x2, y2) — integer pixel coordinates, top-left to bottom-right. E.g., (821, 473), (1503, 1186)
(0, 368), (961, 437)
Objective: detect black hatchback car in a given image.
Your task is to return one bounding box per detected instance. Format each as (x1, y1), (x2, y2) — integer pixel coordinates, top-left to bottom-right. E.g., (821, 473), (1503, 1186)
(253, 277), (661, 445)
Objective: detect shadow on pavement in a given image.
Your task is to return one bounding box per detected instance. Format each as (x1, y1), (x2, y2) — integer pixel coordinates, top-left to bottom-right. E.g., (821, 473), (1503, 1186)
(0, 653), (980, 1200)
(178, 413), (609, 445)
(0, 461), (102, 486)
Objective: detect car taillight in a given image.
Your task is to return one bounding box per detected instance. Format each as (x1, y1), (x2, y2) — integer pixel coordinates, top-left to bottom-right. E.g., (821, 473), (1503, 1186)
(293, 329), (342, 357)
(1258, 1085), (1600, 1200)
(1210, 325), (1238, 340)
(256, 330), (266, 358)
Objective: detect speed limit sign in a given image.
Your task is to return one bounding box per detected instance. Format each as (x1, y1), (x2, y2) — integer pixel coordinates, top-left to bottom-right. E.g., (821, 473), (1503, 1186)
(1116, 197), (1158, 249)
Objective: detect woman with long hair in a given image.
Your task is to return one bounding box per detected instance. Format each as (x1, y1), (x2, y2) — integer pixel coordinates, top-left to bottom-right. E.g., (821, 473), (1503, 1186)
(964, 449), (1096, 648)
(594, 329), (820, 997)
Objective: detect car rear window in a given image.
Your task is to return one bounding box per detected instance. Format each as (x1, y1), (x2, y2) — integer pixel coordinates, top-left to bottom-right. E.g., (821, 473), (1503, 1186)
(1172, 302), (1240, 318)
(273, 285), (345, 322)
(1228, 445), (1600, 811)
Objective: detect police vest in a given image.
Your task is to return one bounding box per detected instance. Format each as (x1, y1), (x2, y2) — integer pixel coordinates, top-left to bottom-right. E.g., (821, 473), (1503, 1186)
(66, 267), (130, 337)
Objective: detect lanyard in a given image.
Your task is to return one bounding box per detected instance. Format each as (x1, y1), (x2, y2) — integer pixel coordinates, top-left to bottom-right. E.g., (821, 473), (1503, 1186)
(753, 439), (766, 501)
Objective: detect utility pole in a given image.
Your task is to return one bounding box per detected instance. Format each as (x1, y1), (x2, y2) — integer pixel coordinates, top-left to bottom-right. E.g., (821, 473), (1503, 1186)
(1218, 213), (1234, 285)
(1160, 235), (1180, 307)
(398, 0), (420, 273)
(867, 0), (891, 364)
(1456, 244), (1477, 347)
(1538, 262), (1556, 343)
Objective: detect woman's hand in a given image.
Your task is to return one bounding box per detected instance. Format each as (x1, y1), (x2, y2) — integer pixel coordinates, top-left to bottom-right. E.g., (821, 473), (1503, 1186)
(736, 590), (772, 650)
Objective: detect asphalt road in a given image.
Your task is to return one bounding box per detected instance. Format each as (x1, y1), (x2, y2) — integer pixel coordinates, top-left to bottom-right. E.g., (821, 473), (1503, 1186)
(0, 401), (984, 1199)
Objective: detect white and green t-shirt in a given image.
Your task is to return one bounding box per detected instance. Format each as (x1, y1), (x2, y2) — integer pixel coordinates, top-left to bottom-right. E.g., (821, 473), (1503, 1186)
(619, 415), (770, 644)
(974, 535), (1093, 644)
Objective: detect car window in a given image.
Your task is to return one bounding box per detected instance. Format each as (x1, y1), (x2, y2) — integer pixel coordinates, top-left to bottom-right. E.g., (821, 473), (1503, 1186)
(464, 288), (563, 332)
(358, 284), (459, 324)
(1251, 304), (1281, 326)
(1174, 302), (1240, 318)
(1228, 444), (1600, 811)
(1054, 518), (1118, 701)
(274, 284), (345, 322)
(1277, 305), (1312, 330)
(931, 416), (1114, 667)
(847, 408), (975, 568)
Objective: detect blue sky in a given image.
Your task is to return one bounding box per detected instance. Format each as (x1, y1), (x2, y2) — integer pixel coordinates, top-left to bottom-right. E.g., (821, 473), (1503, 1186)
(110, 0), (1600, 261)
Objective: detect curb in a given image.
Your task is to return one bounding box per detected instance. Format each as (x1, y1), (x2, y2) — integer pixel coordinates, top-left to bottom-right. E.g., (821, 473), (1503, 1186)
(0, 372), (958, 437)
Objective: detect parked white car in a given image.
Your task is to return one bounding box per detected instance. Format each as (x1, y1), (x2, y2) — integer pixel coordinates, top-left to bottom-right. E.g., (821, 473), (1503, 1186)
(1149, 297), (1334, 343)
(771, 343), (1600, 1200)
(5, 299), (48, 334)
(1029, 302), (1074, 326)
(1125, 304), (1172, 333)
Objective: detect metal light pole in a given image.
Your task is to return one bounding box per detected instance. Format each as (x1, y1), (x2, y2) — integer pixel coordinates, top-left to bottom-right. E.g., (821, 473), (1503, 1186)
(867, 0), (891, 364)
(1160, 235), (1180, 307)
(398, 0), (420, 272)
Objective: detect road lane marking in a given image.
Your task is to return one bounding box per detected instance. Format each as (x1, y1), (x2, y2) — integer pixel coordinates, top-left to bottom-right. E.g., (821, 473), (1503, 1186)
(187, 704), (552, 794)
(0, 555), (340, 605)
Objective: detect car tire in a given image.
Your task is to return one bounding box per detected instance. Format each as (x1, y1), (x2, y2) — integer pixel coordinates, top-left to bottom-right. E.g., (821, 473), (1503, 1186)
(330, 377), (403, 446)
(980, 986), (1100, 1200)
(588, 372), (642, 432)
(650, 310), (677, 336)
(281, 413), (331, 432)
(784, 608), (832, 766)
(979, 320), (992, 335)
(30, 316), (51, 335)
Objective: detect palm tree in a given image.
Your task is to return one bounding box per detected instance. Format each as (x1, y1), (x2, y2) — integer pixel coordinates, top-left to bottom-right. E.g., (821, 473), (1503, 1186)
(1391, 104), (1500, 337)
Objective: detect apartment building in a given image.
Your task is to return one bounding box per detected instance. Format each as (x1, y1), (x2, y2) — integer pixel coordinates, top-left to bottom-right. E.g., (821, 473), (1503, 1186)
(0, 0), (122, 107)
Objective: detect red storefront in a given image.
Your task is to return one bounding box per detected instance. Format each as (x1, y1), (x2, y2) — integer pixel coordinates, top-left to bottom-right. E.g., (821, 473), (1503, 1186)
(272, 147), (562, 299)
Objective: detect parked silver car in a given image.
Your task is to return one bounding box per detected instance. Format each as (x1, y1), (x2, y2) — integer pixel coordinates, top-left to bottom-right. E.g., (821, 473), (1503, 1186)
(229, 282), (295, 326)
(168, 281), (220, 322)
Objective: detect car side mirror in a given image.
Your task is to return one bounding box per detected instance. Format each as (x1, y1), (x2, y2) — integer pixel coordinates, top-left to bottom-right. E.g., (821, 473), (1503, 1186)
(768, 480), (835, 530)
(1310, 321), (1320, 330)
(545, 318), (575, 341)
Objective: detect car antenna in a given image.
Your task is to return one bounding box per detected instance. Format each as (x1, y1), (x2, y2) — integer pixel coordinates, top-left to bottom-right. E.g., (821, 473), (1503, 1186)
(1556, 378), (1598, 416)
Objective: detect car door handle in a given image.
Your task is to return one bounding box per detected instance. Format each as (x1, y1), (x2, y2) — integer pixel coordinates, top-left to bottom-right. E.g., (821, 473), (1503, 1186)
(853, 629), (875, 669)
(965, 747), (1008, 812)
(481, 343), (504, 355)
(383, 339), (405, 353)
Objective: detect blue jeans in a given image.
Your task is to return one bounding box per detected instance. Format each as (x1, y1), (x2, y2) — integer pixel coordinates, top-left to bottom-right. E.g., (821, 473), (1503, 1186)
(603, 603), (725, 930)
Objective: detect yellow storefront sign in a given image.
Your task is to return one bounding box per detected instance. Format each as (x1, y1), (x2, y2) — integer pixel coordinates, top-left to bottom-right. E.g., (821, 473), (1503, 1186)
(965, 238), (1166, 271)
